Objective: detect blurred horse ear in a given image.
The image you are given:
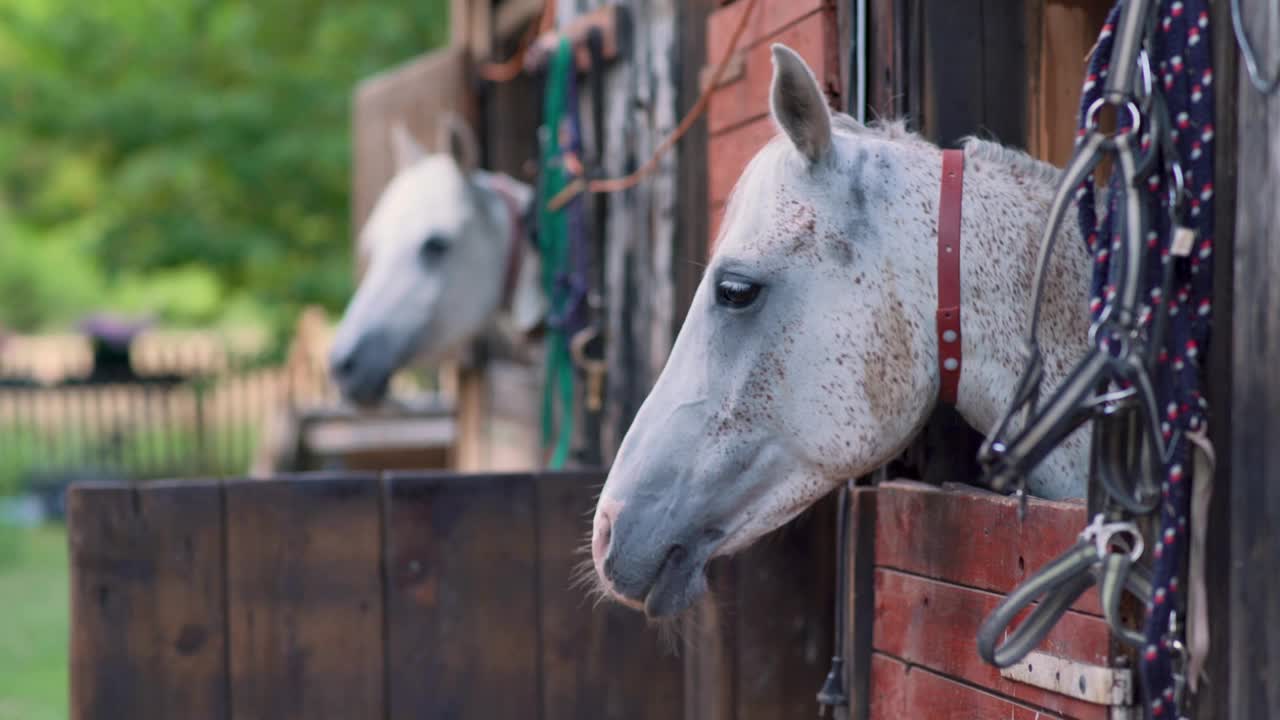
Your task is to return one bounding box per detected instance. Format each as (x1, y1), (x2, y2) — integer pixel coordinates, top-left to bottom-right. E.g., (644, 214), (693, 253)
(437, 112), (480, 174)
(390, 121), (426, 173)
(768, 43), (832, 165)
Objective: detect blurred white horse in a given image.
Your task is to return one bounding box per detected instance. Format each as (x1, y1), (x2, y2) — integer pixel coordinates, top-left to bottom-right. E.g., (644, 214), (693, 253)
(329, 116), (546, 405)
(590, 45), (1092, 618)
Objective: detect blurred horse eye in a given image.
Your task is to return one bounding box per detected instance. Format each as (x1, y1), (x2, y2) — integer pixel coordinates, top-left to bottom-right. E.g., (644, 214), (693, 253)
(419, 234), (450, 264)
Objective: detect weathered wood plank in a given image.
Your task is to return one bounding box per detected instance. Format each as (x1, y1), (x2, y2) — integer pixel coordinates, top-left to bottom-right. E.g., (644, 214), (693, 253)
(708, 8), (838, 134)
(684, 559), (738, 720)
(867, 653), (908, 720)
(224, 475), (384, 720)
(873, 480), (1100, 614)
(708, 115), (777, 206)
(845, 486), (878, 720)
(733, 496), (837, 720)
(1196, 0), (1238, 716)
(706, 0), (828, 65)
(1031, 1), (1112, 165)
(69, 481), (228, 720)
(900, 664), (1069, 720)
(867, 0), (901, 120)
(383, 472), (539, 719)
(536, 471), (685, 719)
(872, 569), (1110, 719)
(979, 0), (1028, 146)
(1230, 0), (1280, 715)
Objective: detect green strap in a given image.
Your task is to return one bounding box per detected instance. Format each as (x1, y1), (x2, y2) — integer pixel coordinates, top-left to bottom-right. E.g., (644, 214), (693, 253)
(537, 38), (576, 469)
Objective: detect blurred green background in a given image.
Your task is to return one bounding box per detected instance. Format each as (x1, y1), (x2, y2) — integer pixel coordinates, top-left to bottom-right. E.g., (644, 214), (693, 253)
(0, 0), (449, 337)
(0, 1), (449, 716)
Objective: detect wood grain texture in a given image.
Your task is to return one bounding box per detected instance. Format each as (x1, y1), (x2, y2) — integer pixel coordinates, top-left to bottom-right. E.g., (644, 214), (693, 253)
(1196, 0), (1238, 715)
(706, 0), (828, 65)
(873, 481), (1099, 614)
(733, 496), (837, 720)
(1032, 1), (1112, 165)
(224, 474), (385, 720)
(898, 664), (1069, 720)
(872, 569), (1110, 719)
(69, 481), (228, 720)
(1230, 1), (1280, 715)
(707, 7), (839, 134)
(845, 487), (878, 720)
(536, 471), (685, 720)
(383, 472), (540, 719)
(867, 653), (908, 720)
(684, 559), (738, 720)
(708, 115), (777, 206)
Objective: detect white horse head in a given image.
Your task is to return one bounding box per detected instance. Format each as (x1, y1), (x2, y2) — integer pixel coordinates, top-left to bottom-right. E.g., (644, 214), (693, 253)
(590, 44), (1094, 618)
(329, 116), (546, 405)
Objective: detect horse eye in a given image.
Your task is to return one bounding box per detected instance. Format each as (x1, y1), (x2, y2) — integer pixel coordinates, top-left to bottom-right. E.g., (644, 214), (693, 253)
(419, 234), (450, 263)
(715, 278), (762, 309)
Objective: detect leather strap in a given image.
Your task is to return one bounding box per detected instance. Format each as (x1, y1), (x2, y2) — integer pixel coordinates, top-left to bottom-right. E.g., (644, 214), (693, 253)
(937, 149), (965, 406)
(495, 186), (526, 310)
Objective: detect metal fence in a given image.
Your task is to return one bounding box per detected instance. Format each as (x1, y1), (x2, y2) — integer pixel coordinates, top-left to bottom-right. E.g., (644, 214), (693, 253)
(0, 358), (336, 514)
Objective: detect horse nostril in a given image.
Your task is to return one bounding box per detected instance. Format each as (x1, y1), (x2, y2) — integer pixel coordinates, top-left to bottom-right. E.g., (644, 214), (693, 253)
(331, 351), (358, 380)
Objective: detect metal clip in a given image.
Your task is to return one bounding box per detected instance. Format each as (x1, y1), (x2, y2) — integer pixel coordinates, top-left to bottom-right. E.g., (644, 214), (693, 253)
(1079, 514), (1145, 562)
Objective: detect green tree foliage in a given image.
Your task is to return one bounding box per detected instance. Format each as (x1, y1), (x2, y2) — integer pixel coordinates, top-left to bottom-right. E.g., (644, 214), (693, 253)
(0, 0), (449, 338)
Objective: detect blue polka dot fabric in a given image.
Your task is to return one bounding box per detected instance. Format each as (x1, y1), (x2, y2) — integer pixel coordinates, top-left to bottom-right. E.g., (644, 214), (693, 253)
(1075, 1), (1214, 716)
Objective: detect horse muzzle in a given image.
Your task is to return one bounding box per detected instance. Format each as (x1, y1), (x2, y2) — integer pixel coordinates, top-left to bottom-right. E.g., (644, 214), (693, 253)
(329, 330), (396, 407)
(591, 495), (724, 618)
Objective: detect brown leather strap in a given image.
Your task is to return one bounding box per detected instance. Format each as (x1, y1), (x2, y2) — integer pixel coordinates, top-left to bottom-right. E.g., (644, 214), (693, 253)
(495, 187), (526, 310)
(937, 149), (965, 406)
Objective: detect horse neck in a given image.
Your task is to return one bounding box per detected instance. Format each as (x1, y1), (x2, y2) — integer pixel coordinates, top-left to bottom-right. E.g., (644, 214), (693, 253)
(943, 148), (1092, 439)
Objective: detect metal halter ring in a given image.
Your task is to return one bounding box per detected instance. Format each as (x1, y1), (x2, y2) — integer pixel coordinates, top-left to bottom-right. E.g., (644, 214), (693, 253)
(1167, 160), (1186, 213)
(1136, 49), (1154, 103)
(1079, 515), (1145, 563)
(1085, 98), (1143, 138)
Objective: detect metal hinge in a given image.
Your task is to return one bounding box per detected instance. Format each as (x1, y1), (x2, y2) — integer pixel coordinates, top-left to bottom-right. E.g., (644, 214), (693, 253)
(999, 651), (1134, 708)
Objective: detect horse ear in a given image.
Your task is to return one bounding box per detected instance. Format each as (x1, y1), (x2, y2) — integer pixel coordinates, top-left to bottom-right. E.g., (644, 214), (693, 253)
(437, 113), (480, 174)
(769, 44), (832, 164)
(390, 122), (427, 173)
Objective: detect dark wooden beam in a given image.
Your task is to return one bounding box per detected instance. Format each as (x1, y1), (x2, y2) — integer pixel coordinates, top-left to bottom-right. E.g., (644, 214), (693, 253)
(1195, 1), (1239, 716)
(1228, 0), (1280, 715)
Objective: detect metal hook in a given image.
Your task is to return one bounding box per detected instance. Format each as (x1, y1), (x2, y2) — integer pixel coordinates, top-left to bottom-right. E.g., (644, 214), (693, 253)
(1232, 0), (1280, 95)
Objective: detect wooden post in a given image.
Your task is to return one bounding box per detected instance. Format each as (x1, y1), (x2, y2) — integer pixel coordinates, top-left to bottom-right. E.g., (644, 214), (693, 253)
(1228, 1), (1280, 714)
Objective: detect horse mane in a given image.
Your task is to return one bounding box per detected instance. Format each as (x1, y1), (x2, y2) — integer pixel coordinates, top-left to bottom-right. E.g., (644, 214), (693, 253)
(835, 111), (1065, 185)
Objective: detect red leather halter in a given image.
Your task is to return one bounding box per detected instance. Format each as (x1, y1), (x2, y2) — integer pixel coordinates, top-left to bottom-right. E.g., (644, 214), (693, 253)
(937, 149), (965, 406)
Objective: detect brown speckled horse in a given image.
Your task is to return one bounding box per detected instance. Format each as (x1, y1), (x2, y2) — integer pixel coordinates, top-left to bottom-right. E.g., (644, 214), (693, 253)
(590, 44), (1094, 618)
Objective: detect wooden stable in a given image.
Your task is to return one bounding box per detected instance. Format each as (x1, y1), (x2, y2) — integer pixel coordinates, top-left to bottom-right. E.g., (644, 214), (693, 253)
(68, 471), (684, 720)
(67, 472), (1125, 719)
(64, 0), (1276, 718)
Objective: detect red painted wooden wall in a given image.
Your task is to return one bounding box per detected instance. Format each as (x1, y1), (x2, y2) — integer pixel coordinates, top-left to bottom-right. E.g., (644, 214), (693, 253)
(858, 482), (1116, 719)
(705, 0), (840, 254)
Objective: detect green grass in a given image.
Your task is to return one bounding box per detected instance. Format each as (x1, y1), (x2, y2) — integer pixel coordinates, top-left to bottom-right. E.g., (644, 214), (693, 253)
(0, 524), (69, 720)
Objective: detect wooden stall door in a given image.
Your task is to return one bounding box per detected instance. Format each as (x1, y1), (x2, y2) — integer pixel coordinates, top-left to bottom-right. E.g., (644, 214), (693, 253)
(846, 482), (1132, 720)
(68, 471), (684, 720)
